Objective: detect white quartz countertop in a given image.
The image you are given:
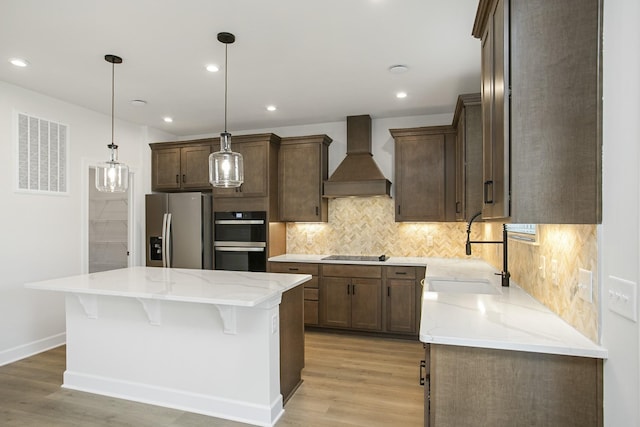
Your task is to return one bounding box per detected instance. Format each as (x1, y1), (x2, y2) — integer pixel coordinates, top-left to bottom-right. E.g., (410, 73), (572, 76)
(420, 258), (607, 359)
(268, 254), (430, 267)
(25, 266), (311, 307)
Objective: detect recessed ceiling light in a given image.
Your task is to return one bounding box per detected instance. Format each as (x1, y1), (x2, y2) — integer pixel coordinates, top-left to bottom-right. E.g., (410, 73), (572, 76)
(130, 99), (147, 106)
(9, 58), (29, 67)
(396, 92), (408, 99)
(389, 65), (409, 74)
(206, 64), (219, 72)
(266, 105), (277, 112)
(163, 117), (173, 123)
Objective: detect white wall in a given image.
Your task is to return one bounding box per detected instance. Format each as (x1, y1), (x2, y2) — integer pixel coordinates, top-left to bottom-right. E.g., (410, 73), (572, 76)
(0, 81), (173, 365)
(601, 0), (640, 425)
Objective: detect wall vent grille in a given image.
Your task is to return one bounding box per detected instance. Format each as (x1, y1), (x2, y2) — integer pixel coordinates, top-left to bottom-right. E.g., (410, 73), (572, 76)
(17, 112), (68, 194)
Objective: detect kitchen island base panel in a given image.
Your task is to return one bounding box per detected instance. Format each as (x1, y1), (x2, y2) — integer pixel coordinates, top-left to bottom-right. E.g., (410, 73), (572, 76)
(63, 294), (284, 427)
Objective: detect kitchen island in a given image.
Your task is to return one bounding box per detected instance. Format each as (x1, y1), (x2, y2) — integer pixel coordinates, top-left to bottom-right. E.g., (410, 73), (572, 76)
(420, 258), (607, 427)
(25, 266), (311, 427)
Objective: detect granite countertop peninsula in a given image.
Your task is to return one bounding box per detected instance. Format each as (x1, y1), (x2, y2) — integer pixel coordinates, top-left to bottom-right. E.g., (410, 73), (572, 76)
(420, 258), (607, 359)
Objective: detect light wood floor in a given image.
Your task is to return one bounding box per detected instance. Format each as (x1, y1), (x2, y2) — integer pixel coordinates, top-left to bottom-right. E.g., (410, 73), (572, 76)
(0, 331), (425, 426)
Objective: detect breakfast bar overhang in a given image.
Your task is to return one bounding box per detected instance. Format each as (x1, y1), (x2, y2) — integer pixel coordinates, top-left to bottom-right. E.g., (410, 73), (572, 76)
(25, 267), (310, 427)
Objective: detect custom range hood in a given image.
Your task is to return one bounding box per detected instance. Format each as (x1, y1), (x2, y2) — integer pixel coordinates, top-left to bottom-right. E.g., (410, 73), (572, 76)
(323, 115), (391, 198)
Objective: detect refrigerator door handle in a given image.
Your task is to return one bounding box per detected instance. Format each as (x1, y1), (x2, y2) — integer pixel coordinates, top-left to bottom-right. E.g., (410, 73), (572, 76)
(165, 213), (172, 268)
(161, 213), (168, 268)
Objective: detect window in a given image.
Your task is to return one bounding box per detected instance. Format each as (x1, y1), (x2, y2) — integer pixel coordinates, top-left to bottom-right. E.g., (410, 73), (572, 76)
(506, 223), (537, 243)
(16, 112), (68, 194)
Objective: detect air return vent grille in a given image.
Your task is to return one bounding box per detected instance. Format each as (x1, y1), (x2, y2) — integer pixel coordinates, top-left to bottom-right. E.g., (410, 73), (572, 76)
(17, 112), (68, 194)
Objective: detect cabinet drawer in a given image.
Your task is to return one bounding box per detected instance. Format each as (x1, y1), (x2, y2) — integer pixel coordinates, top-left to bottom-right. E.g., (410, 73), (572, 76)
(385, 266), (416, 279)
(304, 288), (318, 301)
(322, 264), (382, 278)
(304, 277), (318, 289)
(269, 262), (319, 276)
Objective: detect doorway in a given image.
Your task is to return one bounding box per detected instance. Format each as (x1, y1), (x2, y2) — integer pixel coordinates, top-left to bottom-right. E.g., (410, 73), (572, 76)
(88, 167), (130, 273)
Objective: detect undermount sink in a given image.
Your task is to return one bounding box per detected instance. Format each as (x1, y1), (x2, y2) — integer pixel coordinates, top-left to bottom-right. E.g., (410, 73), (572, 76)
(427, 278), (500, 295)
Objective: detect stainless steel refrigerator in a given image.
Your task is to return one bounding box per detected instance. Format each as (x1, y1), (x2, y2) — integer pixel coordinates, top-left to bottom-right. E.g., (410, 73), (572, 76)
(145, 193), (213, 269)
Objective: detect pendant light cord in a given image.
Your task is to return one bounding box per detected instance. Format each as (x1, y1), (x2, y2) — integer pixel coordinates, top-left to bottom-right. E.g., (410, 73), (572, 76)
(111, 59), (115, 147)
(224, 42), (228, 133)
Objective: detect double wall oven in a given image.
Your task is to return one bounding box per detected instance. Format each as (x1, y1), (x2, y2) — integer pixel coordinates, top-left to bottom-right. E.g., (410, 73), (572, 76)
(213, 211), (267, 272)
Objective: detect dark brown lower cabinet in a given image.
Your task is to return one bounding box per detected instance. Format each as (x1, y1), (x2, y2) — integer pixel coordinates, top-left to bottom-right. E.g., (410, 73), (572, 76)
(424, 344), (603, 427)
(384, 266), (424, 335)
(268, 262), (320, 326)
(320, 265), (382, 332)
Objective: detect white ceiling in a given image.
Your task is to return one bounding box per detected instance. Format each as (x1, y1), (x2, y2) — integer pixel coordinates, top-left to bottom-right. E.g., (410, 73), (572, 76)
(0, 0), (481, 137)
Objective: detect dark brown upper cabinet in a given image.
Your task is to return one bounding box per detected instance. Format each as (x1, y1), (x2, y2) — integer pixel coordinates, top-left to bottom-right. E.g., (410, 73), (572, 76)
(390, 126), (457, 222)
(452, 93), (483, 222)
(473, 0), (603, 223)
(150, 140), (213, 192)
(211, 133), (281, 217)
(278, 135), (332, 222)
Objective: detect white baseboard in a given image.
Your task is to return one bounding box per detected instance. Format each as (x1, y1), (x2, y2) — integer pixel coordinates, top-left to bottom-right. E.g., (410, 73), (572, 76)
(63, 371), (284, 427)
(0, 332), (66, 367)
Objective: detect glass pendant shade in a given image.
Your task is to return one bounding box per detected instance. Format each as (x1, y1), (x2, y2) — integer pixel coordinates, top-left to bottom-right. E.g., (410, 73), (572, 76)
(95, 143), (129, 192)
(96, 54), (128, 193)
(209, 132), (243, 187)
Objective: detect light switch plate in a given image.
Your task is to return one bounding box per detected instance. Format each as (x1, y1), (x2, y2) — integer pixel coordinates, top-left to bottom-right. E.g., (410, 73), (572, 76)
(577, 268), (593, 303)
(539, 256), (546, 279)
(608, 276), (638, 322)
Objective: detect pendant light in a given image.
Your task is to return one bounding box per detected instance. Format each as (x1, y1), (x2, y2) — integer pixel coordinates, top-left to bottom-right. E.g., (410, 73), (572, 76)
(95, 54), (129, 193)
(209, 32), (244, 188)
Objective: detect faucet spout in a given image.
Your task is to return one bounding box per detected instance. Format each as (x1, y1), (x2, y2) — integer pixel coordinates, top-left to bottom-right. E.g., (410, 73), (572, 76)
(464, 212), (510, 287)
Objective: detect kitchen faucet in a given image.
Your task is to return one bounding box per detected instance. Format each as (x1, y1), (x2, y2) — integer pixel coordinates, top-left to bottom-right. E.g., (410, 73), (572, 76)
(465, 211), (511, 287)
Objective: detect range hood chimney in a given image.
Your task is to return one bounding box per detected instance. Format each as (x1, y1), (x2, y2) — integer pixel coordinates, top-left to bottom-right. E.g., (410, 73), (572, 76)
(323, 115), (391, 198)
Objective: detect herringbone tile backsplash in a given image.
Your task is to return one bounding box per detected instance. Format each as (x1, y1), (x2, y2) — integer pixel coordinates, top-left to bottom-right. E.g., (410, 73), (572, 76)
(286, 197), (599, 342)
(286, 197), (480, 258)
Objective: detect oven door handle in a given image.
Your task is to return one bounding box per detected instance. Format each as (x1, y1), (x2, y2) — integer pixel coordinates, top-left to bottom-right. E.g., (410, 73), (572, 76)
(214, 246), (265, 252)
(214, 219), (265, 225)
(214, 241), (266, 248)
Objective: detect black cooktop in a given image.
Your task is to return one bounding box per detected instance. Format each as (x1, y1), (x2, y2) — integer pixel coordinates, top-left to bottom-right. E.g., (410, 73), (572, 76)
(322, 254), (387, 262)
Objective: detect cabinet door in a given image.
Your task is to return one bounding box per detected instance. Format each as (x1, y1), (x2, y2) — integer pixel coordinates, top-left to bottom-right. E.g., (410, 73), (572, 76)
(395, 135), (446, 221)
(350, 278), (382, 331)
(180, 145), (211, 189)
(481, 0), (510, 220)
(279, 143), (323, 222)
(212, 140), (268, 198)
(321, 277), (351, 328)
(386, 279), (416, 334)
(152, 147), (181, 191)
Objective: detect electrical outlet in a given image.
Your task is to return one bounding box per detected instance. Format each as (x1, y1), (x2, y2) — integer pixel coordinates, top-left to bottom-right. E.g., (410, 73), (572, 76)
(539, 256), (546, 279)
(577, 268), (593, 303)
(551, 259), (559, 286)
(427, 235), (434, 247)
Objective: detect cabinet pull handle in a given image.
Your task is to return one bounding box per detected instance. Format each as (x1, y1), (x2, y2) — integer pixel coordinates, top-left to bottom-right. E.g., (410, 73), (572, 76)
(395, 271), (407, 275)
(484, 180), (494, 204)
(352, 284), (356, 295)
(347, 284), (351, 295)
(419, 360), (427, 386)
(315, 206), (319, 216)
(456, 201), (462, 214)
(175, 174), (179, 184)
(182, 174), (186, 183)
(397, 205), (401, 215)
(387, 286), (390, 297)
(288, 267), (299, 271)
